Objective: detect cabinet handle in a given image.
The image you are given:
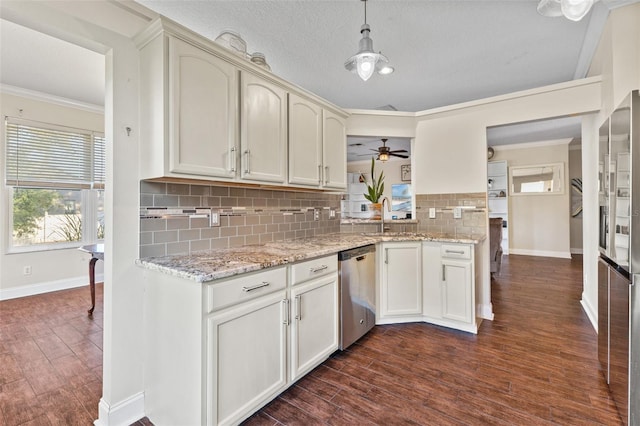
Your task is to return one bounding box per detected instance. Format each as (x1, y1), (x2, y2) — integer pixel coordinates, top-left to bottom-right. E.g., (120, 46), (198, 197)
(295, 295), (302, 320)
(244, 149), (250, 174)
(318, 165), (322, 184)
(442, 264), (446, 281)
(310, 265), (328, 273)
(242, 281), (269, 292)
(445, 249), (465, 255)
(282, 299), (290, 325)
(230, 147), (236, 173)
(325, 166), (330, 184)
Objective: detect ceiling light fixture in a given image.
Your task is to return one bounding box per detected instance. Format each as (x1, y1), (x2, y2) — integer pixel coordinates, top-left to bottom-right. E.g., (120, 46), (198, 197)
(344, 0), (394, 81)
(377, 152), (389, 162)
(537, 0), (597, 21)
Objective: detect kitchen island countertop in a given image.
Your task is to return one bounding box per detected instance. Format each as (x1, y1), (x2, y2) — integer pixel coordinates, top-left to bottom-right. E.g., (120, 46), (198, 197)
(136, 232), (485, 283)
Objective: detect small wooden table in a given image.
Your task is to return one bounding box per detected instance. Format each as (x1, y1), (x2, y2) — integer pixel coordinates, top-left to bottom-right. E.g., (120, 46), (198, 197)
(79, 243), (104, 316)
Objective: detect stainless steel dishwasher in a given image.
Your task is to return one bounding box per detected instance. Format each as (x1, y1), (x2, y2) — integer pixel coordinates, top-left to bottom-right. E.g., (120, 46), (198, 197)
(338, 244), (376, 350)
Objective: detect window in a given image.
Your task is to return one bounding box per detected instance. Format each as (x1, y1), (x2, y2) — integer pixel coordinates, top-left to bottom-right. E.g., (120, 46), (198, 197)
(5, 118), (105, 251)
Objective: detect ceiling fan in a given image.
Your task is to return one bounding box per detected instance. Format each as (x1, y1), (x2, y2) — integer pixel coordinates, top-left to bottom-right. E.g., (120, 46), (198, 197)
(361, 138), (409, 161)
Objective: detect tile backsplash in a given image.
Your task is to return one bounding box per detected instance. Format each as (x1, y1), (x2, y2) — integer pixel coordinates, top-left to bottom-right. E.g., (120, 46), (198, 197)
(415, 192), (487, 237)
(140, 181), (341, 257)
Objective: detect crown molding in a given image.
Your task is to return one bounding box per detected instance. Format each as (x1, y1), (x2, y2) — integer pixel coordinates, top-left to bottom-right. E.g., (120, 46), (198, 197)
(0, 84), (104, 114)
(494, 138), (573, 151)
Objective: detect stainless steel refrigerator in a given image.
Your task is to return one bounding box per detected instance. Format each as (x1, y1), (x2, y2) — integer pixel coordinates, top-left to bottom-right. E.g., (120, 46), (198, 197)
(598, 90), (640, 425)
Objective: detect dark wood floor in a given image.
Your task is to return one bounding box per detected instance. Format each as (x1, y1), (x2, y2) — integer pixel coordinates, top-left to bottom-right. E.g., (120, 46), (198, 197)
(0, 282), (104, 425)
(243, 254), (623, 425)
(0, 255), (623, 425)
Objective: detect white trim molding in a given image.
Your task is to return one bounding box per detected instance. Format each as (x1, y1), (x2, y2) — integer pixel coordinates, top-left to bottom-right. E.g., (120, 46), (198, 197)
(95, 393), (145, 426)
(508, 248), (572, 259)
(580, 293), (598, 332)
(478, 302), (494, 321)
(0, 273), (104, 301)
(0, 83), (104, 114)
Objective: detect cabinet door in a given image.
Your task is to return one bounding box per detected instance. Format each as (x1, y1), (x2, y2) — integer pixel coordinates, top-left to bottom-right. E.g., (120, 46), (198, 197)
(441, 259), (472, 323)
(207, 291), (287, 426)
(380, 243), (422, 318)
(322, 110), (347, 189)
(240, 72), (287, 183)
(288, 93), (322, 187)
(290, 274), (339, 381)
(169, 37), (238, 178)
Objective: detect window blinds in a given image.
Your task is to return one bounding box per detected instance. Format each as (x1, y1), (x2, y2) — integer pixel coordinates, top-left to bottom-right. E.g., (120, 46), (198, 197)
(5, 117), (105, 189)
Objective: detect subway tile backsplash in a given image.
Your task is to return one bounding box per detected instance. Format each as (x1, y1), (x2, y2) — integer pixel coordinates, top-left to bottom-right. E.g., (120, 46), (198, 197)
(139, 181), (341, 257)
(415, 192), (487, 237)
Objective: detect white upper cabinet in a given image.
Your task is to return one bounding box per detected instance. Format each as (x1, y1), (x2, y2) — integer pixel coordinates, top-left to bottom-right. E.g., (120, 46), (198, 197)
(240, 72), (287, 184)
(322, 110), (347, 190)
(168, 37), (238, 178)
(288, 93), (323, 187)
(137, 18), (347, 190)
(288, 93), (347, 189)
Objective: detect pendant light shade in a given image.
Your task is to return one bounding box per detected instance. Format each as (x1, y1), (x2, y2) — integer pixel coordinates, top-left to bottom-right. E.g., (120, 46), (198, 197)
(344, 0), (394, 81)
(537, 0), (597, 21)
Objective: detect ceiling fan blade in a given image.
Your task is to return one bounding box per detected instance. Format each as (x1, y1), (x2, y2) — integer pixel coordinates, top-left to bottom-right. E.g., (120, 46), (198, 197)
(369, 148), (379, 152)
(389, 149), (408, 154)
(390, 153), (409, 158)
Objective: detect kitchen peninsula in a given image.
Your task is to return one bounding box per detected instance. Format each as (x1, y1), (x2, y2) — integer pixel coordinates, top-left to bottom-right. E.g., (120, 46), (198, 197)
(137, 231), (484, 426)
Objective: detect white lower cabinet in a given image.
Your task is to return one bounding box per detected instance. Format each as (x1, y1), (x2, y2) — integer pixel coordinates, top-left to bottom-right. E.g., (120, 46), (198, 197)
(144, 256), (338, 426)
(422, 242), (477, 333)
(378, 242), (422, 323)
(207, 292), (288, 426)
(290, 273), (339, 381)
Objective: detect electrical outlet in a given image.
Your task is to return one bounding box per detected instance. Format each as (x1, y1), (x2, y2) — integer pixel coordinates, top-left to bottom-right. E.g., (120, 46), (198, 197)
(210, 212), (220, 227)
(314, 209), (320, 221)
(453, 207), (462, 219)
(23, 266), (32, 275)
(429, 208), (436, 219)
(329, 209), (336, 219)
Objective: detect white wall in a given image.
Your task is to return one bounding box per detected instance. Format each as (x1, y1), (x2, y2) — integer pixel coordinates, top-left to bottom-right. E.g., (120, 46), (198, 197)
(0, 2), (154, 425)
(0, 93), (105, 299)
(493, 140), (572, 258)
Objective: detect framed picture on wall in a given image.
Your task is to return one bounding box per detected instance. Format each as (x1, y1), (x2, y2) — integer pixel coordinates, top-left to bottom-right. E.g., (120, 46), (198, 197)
(401, 164), (411, 181)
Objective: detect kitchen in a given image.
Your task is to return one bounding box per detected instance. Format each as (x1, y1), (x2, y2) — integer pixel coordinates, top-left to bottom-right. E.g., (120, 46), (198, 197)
(0, 1), (638, 425)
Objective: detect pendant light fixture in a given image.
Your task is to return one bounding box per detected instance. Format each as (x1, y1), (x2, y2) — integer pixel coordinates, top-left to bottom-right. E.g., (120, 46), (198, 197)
(537, 0), (597, 21)
(344, 0), (394, 81)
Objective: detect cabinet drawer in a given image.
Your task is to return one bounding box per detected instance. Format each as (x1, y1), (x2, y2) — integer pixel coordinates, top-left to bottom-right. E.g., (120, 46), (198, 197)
(207, 267), (286, 312)
(441, 244), (471, 260)
(290, 255), (337, 286)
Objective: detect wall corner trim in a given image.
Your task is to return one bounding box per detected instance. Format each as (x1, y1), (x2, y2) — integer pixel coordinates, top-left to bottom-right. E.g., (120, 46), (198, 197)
(94, 393), (145, 426)
(580, 295), (598, 332)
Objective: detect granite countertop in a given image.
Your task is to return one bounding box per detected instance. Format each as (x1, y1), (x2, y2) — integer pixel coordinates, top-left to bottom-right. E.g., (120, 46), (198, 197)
(136, 232), (485, 283)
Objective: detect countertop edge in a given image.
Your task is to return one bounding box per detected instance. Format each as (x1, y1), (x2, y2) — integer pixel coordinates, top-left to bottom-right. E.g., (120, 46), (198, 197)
(137, 233), (486, 283)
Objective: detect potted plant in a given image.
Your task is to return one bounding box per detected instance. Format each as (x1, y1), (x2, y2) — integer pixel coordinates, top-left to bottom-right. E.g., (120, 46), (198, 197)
(364, 158), (384, 219)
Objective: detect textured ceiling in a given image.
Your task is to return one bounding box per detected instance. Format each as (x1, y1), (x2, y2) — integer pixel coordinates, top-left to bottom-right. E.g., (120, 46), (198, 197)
(1, 1), (636, 161)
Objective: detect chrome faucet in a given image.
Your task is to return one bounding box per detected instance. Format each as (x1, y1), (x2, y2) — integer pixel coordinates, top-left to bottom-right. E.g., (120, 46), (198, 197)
(380, 197), (391, 233)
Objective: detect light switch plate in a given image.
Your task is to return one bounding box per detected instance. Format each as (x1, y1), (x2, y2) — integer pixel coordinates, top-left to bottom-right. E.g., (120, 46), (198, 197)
(429, 207), (436, 219)
(453, 207), (462, 219)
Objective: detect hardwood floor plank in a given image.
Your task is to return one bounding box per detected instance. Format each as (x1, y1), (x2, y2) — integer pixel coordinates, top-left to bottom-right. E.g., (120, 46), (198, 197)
(247, 255), (623, 425)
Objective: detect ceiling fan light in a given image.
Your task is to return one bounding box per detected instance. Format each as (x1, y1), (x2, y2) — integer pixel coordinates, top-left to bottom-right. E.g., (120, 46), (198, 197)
(560, 0), (594, 21)
(378, 152), (389, 162)
(537, 0), (563, 17)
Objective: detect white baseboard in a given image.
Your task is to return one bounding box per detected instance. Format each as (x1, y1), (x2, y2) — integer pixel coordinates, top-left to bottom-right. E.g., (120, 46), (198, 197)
(0, 273), (104, 301)
(94, 392), (145, 426)
(478, 303), (494, 321)
(580, 293), (598, 332)
(508, 248), (572, 259)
